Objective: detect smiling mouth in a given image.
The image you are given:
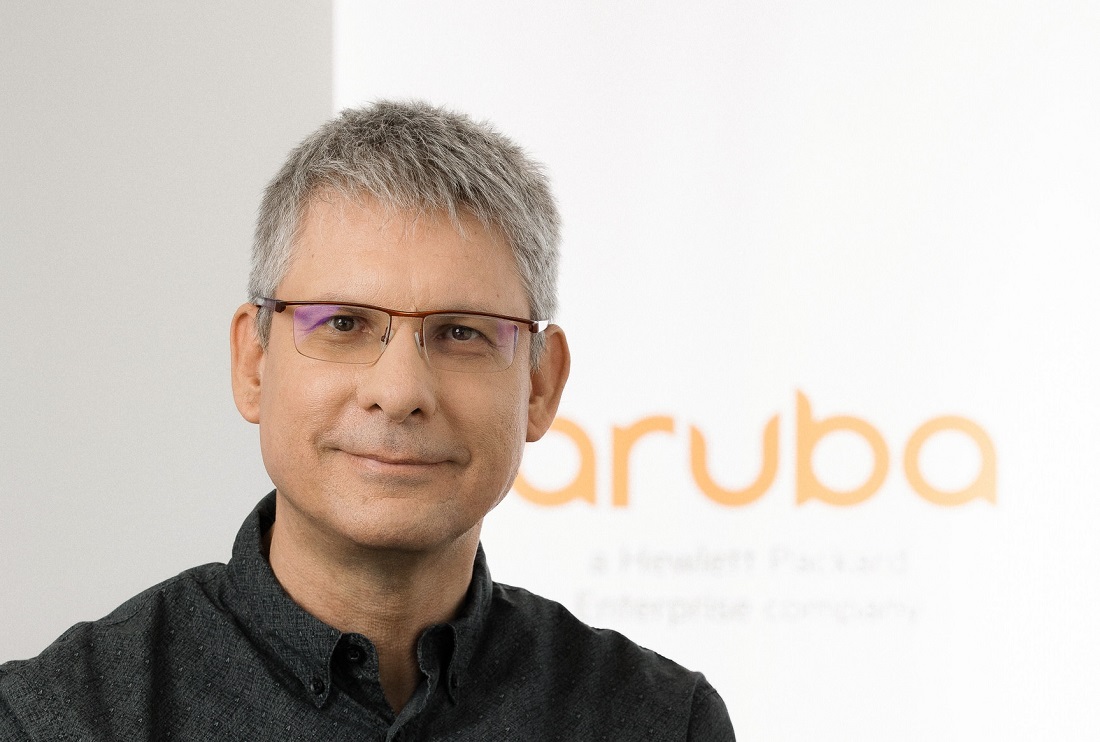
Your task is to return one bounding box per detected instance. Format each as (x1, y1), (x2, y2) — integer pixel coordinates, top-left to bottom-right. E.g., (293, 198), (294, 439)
(338, 450), (448, 467)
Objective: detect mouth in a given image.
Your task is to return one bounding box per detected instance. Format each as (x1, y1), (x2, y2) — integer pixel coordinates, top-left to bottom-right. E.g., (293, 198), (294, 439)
(324, 431), (467, 472)
(348, 452), (445, 466)
(336, 448), (453, 471)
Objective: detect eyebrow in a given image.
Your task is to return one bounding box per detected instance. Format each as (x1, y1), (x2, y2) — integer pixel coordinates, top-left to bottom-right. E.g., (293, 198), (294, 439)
(304, 294), (502, 315)
(312, 292), (360, 303)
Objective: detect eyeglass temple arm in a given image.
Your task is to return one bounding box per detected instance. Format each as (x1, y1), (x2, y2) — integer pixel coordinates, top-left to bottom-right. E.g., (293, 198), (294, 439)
(254, 298), (287, 313)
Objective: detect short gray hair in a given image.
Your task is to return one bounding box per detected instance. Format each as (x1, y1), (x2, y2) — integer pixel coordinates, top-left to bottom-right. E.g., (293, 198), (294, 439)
(248, 100), (561, 361)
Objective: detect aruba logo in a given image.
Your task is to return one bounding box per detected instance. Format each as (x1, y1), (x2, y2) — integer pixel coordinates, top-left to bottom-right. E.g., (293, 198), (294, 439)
(516, 391), (996, 508)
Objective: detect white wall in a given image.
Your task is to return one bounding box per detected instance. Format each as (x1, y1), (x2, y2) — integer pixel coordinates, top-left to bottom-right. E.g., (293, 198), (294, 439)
(0, 2), (331, 660)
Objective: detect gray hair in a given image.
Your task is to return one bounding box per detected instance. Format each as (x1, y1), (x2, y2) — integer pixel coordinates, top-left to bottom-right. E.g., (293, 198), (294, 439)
(248, 100), (560, 361)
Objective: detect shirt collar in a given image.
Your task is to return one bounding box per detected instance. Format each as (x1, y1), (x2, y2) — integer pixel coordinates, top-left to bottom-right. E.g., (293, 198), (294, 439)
(225, 492), (341, 707)
(434, 540), (493, 705)
(224, 492), (494, 709)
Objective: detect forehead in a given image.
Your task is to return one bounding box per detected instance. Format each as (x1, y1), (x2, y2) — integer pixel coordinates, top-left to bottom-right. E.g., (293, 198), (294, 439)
(281, 192), (527, 313)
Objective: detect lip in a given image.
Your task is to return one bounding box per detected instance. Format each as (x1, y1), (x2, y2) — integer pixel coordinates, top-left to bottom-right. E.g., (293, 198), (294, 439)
(337, 449), (449, 467)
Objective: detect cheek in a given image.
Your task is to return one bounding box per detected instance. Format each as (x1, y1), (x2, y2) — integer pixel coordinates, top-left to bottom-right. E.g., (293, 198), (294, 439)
(457, 379), (529, 482)
(258, 364), (345, 468)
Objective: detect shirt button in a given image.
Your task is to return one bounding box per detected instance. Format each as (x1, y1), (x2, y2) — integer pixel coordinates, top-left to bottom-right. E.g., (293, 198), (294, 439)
(309, 677), (326, 696)
(346, 646), (364, 664)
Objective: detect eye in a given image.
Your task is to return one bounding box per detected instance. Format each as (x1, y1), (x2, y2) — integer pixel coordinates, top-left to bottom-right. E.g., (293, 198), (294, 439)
(329, 315), (358, 332)
(293, 304), (390, 347)
(445, 324), (483, 342)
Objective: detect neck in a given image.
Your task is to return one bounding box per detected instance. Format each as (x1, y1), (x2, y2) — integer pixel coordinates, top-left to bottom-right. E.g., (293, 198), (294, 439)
(266, 495), (480, 713)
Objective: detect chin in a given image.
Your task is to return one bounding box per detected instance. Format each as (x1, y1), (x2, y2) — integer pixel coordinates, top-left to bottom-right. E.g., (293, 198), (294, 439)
(328, 498), (483, 555)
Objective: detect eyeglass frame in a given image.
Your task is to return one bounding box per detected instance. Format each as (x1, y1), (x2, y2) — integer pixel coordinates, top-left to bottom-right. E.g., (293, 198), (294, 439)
(253, 297), (549, 369)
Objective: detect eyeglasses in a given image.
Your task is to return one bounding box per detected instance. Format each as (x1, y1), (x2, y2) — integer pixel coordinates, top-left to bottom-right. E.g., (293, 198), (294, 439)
(255, 298), (548, 373)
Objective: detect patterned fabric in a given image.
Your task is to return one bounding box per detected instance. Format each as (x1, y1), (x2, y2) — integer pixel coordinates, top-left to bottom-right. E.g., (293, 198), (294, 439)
(0, 493), (734, 740)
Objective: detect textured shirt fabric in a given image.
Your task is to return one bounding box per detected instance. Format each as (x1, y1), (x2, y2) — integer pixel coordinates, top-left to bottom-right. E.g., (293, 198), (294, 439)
(0, 493), (735, 741)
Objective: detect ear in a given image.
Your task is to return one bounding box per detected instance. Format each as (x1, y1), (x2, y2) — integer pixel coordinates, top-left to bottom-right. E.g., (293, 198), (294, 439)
(230, 303), (264, 424)
(526, 325), (570, 442)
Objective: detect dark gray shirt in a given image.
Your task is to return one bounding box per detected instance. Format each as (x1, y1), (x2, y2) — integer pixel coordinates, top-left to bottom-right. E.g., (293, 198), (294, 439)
(0, 494), (734, 740)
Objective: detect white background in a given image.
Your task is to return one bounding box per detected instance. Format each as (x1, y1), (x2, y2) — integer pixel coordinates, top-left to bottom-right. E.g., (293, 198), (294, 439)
(0, 0), (331, 667)
(335, 2), (1099, 739)
(2, 2), (1098, 740)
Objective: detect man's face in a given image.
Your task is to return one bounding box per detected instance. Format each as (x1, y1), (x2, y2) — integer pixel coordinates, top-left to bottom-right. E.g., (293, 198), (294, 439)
(232, 193), (566, 555)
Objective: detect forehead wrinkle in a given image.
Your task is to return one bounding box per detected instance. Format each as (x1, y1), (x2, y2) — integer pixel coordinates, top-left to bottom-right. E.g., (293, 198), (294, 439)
(288, 191), (526, 316)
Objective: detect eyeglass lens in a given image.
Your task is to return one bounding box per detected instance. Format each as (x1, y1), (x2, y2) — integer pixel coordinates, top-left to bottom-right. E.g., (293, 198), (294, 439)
(290, 304), (520, 372)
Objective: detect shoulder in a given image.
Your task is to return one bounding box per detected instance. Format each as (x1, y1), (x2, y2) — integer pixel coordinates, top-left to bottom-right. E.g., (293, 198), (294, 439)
(3, 561), (227, 667)
(490, 582), (692, 681)
(484, 582), (735, 740)
(0, 562), (228, 738)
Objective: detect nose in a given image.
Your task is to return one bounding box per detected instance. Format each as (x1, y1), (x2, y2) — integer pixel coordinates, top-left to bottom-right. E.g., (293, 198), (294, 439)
(354, 318), (438, 422)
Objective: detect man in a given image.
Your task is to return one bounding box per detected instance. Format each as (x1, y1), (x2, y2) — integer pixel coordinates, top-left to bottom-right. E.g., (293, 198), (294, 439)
(0, 101), (734, 740)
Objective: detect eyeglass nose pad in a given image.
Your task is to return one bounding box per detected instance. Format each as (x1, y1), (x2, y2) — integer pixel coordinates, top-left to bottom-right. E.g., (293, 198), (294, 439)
(412, 329), (432, 365)
(379, 319), (429, 364)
